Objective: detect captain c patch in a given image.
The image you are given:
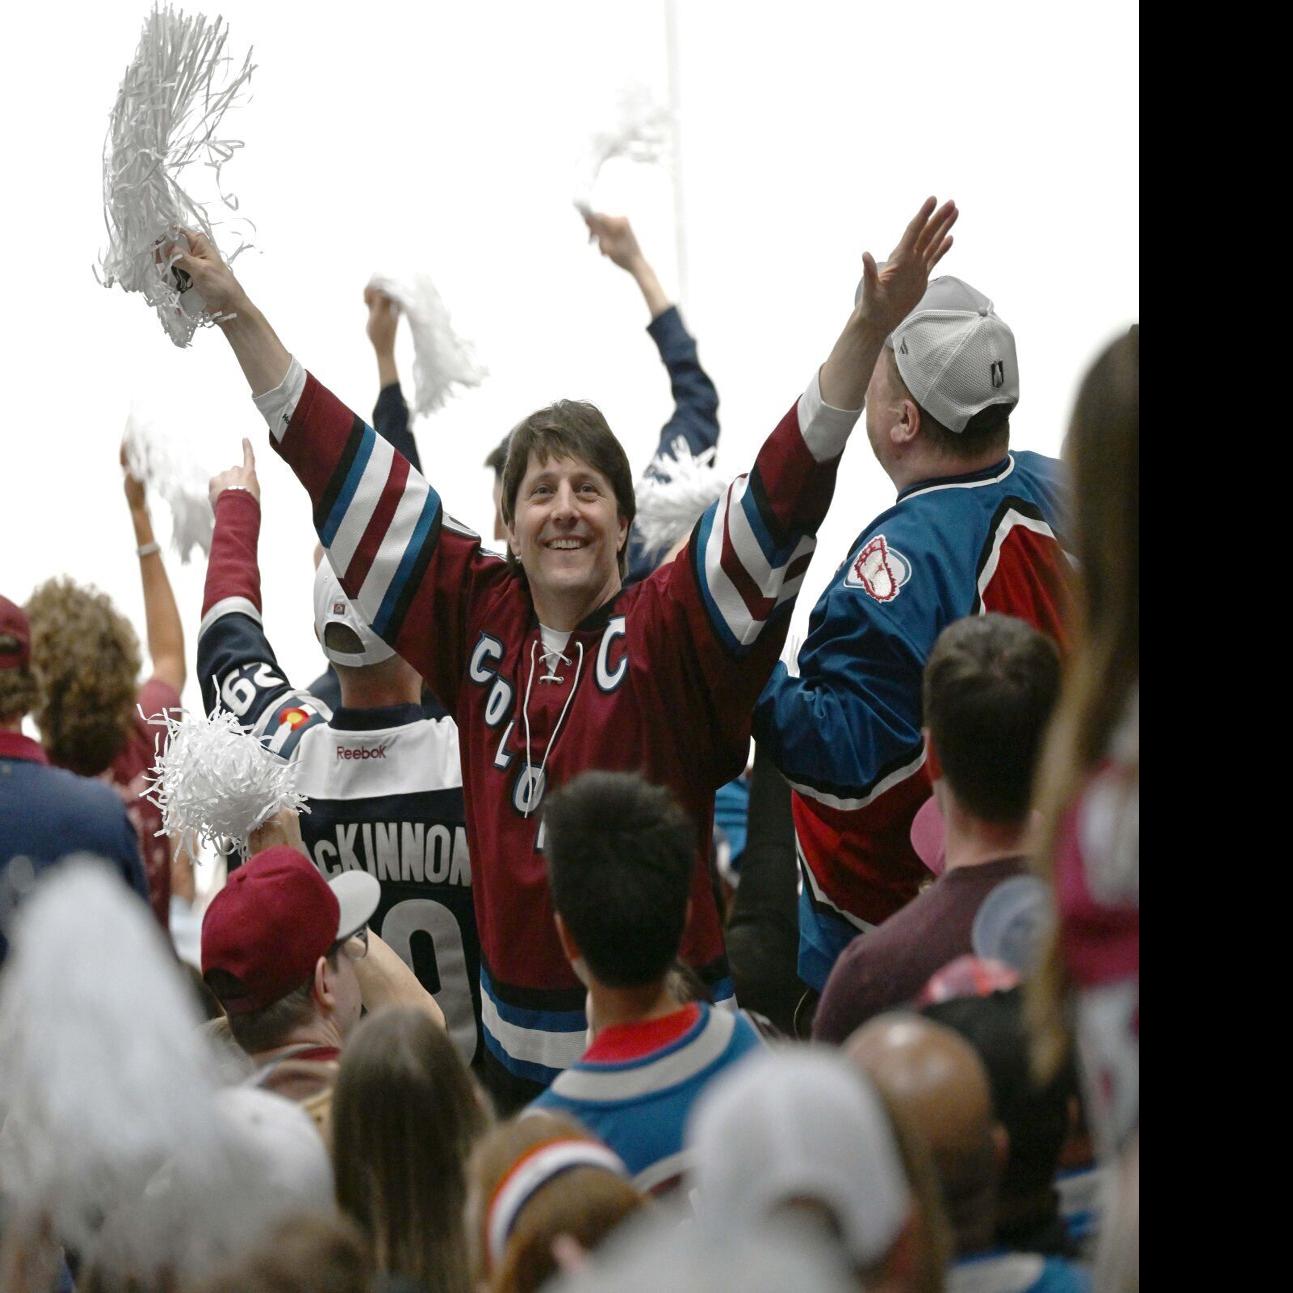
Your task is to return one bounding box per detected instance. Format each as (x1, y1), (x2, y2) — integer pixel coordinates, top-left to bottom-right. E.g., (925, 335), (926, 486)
(845, 535), (911, 602)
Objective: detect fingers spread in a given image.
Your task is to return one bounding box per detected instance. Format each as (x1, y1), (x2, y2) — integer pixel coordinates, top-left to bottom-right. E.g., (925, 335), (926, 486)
(917, 201), (958, 258)
(901, 197), (939, 249)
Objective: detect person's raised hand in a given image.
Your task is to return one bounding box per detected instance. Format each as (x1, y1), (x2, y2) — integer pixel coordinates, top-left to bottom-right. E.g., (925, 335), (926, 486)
(166, 227), (249, 317)
(120, 439), (146, 513)
(584, 212), (644, 272)
(208, 437), (260, 509)
(363, 284), (400, 354)
(856, 197), (959, 336)
(247, 804), (304, 856)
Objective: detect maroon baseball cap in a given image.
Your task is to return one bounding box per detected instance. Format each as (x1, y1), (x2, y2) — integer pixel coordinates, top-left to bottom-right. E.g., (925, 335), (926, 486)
(201, 846), (379, 1014)
(0, 596), (31, 670)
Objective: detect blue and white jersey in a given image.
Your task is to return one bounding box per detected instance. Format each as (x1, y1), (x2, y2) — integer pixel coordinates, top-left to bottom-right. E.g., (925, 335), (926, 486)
(531, 1004), (763, 1195)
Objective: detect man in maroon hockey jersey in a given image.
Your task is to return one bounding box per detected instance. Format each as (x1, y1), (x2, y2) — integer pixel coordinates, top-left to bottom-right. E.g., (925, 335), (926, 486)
(168, 197), (958, 1106)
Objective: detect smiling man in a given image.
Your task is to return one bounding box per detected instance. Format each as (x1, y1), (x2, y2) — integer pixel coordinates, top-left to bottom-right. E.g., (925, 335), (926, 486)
(169, 197), (957, 1108)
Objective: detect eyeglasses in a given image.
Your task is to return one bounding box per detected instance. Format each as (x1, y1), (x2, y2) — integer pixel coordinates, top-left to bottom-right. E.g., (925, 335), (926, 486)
(330, 925), (369, 961)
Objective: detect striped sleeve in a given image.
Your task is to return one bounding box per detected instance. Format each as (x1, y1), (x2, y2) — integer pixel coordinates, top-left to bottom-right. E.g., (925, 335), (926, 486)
(688, 371), (856, 654)
(269, 371), (505, 710)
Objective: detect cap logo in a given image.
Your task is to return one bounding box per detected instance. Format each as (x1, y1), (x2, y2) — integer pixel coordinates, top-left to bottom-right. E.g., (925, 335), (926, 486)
(845, 535), (911, 602)
(991, 360), (1004, 389)
(332, 601), (347, 615)
(899, 337), (909, 355)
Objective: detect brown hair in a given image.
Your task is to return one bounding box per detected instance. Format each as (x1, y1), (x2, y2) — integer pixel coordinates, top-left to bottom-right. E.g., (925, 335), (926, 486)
(922, 614), (1061, 823)
(204, 973), (320, 1056)
(468, 1112), (646, 1293)
(25, 577), (140, 775)
(500, 402), (635, 579)
(190, 1211), (371, 1293)
(332, 1006), (489, 1292)
(1027, 327), (1139, 1081)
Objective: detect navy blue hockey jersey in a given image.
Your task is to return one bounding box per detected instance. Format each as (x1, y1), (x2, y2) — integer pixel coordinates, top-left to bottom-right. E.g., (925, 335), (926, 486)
(198, 488), (480, 1062)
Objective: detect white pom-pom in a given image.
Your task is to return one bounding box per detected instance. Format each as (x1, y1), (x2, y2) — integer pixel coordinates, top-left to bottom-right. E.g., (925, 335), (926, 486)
(98, 5), (255, 346)
(142, 701), (307, 859)
(368, 272), (486, 417)
(574, 84), (672, 211)
(0, 860), (333, 1282)
(123, 411), (213, 562)
(635, 446), (728, 563)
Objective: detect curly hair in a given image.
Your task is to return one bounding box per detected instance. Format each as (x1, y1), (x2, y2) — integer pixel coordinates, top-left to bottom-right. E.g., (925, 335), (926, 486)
(25, 578), (141, 775)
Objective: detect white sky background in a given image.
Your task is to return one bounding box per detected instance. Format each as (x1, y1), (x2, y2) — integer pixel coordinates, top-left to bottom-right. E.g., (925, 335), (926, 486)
(1, 0), (1138, 721)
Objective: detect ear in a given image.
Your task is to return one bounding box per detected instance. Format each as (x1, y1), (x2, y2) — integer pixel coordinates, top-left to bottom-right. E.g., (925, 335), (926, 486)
(313, 955), (337, 1013)
(554, 912), (582, 966)
(923, 726), (942, 782)
(617, 512), (630, 555)
(505, 514), (521, 560)
(892, 396), (922, 448)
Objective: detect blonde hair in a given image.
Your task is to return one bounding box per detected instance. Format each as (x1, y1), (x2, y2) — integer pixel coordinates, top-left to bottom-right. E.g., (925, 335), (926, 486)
(1027, 328), (1139, 1081)
(26, 578), (140, 775)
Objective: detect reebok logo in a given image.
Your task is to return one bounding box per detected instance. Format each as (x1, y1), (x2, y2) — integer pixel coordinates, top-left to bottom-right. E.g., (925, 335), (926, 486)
(336, 745), (388, 761)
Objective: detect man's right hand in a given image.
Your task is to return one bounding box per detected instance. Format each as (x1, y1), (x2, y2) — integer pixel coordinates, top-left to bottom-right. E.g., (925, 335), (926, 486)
(168, 229), (250, 318)
(208, 437), (260, 509)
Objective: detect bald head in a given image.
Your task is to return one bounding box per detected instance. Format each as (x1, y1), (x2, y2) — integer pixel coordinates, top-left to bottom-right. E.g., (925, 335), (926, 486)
(845, 1013), (1001, 1256)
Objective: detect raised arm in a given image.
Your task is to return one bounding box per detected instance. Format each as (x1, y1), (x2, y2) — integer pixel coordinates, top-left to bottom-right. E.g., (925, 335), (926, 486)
(585, 210), (719, 461)
(198, 439), (329, 750)
(121, 442), (186, 693)
(364, 285), (423, 472)
(172, 232), (506, 713)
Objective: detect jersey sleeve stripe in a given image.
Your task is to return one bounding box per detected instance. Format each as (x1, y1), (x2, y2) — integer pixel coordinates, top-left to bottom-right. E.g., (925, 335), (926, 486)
(328, 432), (396, 575)
(373, 489), (443, 639)
(318, 420), (372, 545)
(787, 744), (927, 811)
(198, 596), (262, 639)
(343, 450), (409, 596)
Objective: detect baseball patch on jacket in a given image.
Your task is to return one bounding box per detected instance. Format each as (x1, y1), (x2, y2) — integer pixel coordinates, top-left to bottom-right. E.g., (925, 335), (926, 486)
(845, 535), (911, 602)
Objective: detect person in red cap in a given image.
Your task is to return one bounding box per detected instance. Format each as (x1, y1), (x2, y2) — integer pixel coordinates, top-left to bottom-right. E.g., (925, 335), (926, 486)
(201, 843), (446, 1128)
(0, 595), (148, 963)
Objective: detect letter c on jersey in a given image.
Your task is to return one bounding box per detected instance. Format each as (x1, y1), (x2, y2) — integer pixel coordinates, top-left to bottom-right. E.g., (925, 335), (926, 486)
(595, 616), (628, 692)
(469, 633), (504, 684)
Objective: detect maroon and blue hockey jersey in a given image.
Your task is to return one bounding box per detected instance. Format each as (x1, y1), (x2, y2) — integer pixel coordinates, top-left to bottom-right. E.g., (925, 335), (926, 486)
(262, 362), (855, 1085)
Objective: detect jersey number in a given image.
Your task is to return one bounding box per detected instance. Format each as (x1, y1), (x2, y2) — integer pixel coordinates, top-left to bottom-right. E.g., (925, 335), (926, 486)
(220, 663), (285, 718)
(380, 898), (478, 1062)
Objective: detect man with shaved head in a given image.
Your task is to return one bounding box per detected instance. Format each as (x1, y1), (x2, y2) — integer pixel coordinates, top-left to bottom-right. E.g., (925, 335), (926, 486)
(847, 1014), (1090, 1292)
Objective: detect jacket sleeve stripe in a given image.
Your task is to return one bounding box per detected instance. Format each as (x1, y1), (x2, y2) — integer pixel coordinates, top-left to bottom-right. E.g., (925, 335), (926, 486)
(198, 596), (261, 640)
(328, 432), (395, 574)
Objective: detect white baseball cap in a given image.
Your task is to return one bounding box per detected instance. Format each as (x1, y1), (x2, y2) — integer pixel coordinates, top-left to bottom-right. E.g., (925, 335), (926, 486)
(687, 1049), (910, 1269)
(888, 276), (1019, 433)
(312, 558), (395, 668)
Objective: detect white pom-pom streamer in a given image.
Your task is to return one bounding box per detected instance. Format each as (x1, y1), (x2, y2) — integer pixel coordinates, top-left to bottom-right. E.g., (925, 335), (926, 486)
(97, 5), (255, 346)
(368, 272), (487, 417)
(0, 860), (331, 1282)
(143, 701), (307, 859)
(635, 445), (727, 564)
(573, 84), (672, 213)
(123, 411), (213, 562)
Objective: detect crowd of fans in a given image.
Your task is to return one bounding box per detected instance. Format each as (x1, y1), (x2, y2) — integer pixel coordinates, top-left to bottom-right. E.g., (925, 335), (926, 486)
(0, 192), (1138, 1292)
